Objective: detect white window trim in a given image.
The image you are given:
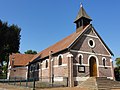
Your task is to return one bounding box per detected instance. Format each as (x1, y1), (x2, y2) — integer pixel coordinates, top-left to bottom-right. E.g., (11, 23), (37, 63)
(57, 54), (63, 65)
(57, 54), (63, 60)
(74, 77), (89, 81)
(53, 64), (67, 67)
(84, 34), (98, 38)
(92, 28), (112, 56)
(45, 59), (49, 68)
(88, 55), (99, 77)
(78, 54), (83, 65)
(102, 57), (107, 66)
(70, 49), (112, 57)
(88, 38), (95, 48)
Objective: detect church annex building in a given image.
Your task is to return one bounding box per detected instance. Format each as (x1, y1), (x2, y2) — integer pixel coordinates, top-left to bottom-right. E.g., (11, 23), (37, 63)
(8, 4), (114, 87)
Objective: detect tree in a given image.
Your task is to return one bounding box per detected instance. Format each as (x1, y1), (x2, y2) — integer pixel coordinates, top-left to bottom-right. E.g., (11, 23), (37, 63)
(114, 58), (120, 81)
(116, 58), (120, 67)
(24, 50), (37, 54)
(0, 20), (21, 78)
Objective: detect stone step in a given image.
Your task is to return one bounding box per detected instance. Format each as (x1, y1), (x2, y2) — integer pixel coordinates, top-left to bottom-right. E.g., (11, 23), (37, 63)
(78, 77), (120, 89)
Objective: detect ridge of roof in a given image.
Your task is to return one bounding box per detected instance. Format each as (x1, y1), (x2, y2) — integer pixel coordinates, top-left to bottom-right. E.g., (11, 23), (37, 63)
(29, 24), (91, 64)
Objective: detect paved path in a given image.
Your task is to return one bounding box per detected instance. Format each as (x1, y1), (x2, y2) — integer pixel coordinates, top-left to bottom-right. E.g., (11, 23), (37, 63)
(0, 83), (90, 90)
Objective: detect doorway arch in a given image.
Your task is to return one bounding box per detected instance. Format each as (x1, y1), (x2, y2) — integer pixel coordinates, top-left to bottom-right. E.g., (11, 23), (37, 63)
(89, 56), (98, 77)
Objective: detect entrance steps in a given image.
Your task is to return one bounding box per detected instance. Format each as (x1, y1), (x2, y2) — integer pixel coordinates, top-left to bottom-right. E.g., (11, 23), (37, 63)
(77, 77), (120, 90)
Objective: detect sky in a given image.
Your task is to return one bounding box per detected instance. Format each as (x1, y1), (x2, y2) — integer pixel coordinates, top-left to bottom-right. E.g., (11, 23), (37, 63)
(0, 0), (120, 62)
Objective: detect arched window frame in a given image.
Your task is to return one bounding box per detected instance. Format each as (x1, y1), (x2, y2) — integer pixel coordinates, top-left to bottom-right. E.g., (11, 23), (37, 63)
(102, 57), (106, 67)
(78, 54), (83, 65)
(45, 59), (48, 68)
(57, 54), (63, 65)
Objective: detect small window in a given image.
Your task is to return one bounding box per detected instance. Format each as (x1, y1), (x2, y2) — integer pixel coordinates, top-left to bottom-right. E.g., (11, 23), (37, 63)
(103, 59), (106, 66)
(102, 57), (106, 67)
(46, 60), (48, 68)
(89, 40), (93, 46)
(58, 55), (62, 65)
(79, 55), (82, 64)
(88, 39), (95, 48)
(78, 54), (83, 65)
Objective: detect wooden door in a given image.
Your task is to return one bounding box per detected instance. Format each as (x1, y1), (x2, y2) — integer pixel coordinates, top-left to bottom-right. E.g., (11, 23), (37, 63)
(89, 57), (97, 77)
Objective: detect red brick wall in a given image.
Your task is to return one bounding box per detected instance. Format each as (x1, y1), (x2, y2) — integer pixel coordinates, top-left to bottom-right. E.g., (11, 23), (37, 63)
(9, 67), (27, 79)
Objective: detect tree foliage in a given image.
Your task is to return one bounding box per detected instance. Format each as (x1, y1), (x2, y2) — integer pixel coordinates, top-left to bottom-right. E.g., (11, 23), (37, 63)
(116, 58), (120, 67)
(114, 67), (120, 81)
(0, 20), (21, 65)
(114, 58), (120, 81)
(24, 50), (37, 54)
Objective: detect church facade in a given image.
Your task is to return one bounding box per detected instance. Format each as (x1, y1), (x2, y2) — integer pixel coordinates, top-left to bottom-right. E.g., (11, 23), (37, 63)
(27, 4), (114, 87)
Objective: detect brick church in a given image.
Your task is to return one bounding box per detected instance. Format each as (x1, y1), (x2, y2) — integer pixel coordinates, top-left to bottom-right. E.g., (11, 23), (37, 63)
(8, 4), (114, 87)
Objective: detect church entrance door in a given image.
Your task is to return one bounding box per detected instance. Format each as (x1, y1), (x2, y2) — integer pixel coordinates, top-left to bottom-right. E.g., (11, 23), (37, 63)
(89, 57), (97, 77)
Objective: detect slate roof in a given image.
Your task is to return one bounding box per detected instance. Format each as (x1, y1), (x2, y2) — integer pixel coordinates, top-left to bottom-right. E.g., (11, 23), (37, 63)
(74, 4), (92, 23)
(9, 53), (34, 66)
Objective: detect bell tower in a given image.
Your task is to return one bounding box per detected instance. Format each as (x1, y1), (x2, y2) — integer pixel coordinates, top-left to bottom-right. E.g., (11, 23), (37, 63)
(74, 4), (92, 32)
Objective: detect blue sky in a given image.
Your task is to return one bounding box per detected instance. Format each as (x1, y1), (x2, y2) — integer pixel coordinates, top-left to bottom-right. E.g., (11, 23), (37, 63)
(0, 0), (120, 61)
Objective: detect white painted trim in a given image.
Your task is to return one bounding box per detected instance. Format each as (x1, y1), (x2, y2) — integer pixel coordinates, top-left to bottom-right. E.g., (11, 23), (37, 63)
(74, 77), (89, 81)
(8, 66), (11, 70)
(25, 71), (28, 79)
(42, 68), (48, 70)
(53, 65), (59, 67)
(67, 53), (73, 57)
(88, 55), (99, 77)
(88, 38), (95, 48)
(99, 65), (112, 68)
(73, 63), (111, 68)
(57, 54), (63, 65)
(53, 64), (67, 67)
(73, 63), (89, 66)
(110, 59), (113, 62)
(92, 28), (112, 56)
(54, 77), (63, 81)
(51, 58), (54, 61)
(7, 70), (10, 79)
(57, 54), (63, 60)
(26, 66), (28, 69)
(84, 34), (98, 38)
(67, 24), (90, 48)
(70, 50), (111, 57)
(102, 57), (106, 66)
(77, 54), (83, 65)
(107, 77), (113, 80)
(46, 59), (49, 62)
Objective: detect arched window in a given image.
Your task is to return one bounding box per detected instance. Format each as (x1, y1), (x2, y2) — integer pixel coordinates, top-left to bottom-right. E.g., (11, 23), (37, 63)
(46, 60), (48, 68)
(58, 55), (62, 65)
(78, 54), (83, 65)
(79, 55), (82, 64)
(102, 57), (106, 66)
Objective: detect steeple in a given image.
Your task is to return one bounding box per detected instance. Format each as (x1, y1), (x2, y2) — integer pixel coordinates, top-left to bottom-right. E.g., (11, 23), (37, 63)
(74, 4), (92, 32)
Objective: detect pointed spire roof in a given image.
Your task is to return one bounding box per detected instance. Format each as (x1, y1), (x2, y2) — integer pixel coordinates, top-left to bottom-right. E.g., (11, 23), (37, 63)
(74, 3), (92, 23)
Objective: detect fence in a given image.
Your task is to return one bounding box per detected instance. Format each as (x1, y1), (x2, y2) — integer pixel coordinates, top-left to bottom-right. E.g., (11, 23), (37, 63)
(0, 76), (68, 90)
